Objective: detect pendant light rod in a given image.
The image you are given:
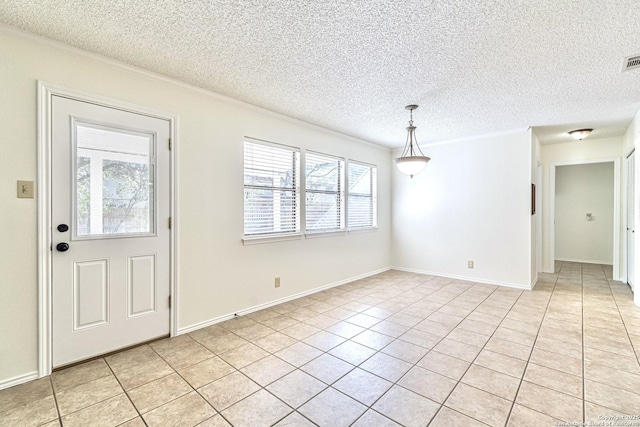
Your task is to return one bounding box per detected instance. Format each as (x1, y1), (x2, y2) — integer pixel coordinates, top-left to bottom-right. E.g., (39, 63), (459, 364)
(401, 105), (426, 158)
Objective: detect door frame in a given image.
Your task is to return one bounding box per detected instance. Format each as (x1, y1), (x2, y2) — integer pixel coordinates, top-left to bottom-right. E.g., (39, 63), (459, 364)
(548, 157), (620, 279)
(37, 81), (179, 377)
(626, 149), (635, 289)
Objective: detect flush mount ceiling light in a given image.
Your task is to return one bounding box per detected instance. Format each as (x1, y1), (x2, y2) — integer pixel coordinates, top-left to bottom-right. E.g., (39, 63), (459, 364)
(395, 105), (431, 178)
(569, 128), (593, 141)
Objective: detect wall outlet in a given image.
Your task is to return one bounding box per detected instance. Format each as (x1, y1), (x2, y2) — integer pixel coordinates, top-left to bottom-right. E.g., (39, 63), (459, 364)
(468, 261), (474, 269)
(275, 277), (281, 288)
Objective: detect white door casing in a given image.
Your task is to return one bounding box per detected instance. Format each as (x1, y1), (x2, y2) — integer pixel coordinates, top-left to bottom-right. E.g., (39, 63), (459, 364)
(548, 158), (620, 278)
(38, 83), (178, 374)
(627, 150), (635, 291)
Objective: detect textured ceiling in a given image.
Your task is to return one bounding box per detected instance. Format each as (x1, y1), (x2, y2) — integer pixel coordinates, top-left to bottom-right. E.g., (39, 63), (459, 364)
(1, 1), (639, 147)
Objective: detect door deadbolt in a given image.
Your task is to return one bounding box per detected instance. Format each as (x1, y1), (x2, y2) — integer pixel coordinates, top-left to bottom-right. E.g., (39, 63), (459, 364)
(57, 224), (69, 232)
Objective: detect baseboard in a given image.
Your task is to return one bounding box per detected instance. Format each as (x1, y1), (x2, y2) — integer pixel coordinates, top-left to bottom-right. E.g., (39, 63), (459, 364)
(530, 275), (539, 290)
(390, 266), (531, 290)
(0, 371), (39, 391)
(177, 267), (391, 335)
(555, 258), (613, 265)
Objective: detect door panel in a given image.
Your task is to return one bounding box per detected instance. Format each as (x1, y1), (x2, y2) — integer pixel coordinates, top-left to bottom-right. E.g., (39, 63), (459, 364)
(128, 254), (157, 317)
(52, 95), (170, 367)
(73, 259), (109, 329)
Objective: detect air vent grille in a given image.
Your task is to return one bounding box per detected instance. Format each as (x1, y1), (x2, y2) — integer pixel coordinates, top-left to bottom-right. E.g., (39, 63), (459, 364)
(623, 54), (640, 72)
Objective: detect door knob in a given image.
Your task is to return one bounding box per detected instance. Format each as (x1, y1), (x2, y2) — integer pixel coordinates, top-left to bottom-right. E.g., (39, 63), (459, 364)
(57, 224), (69, 232)
(56, 242), (70, 252)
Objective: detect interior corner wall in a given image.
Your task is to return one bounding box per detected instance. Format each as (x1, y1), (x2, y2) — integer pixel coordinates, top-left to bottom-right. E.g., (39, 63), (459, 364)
(624, 109), (640, 306)
(390, 130), (532, 289)
(555, 163), (614, 264)
(531, 130), (541, 287)
(540, 136), (624, 275)
(0, 29), (391, 386)
(623, 110), (639, 155)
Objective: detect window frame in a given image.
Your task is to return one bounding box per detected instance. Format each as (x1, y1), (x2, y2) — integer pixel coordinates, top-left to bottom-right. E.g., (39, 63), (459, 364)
(242, 138), (301, 244)
(304, 150), (346, 235)
(347, 160), (378, 231)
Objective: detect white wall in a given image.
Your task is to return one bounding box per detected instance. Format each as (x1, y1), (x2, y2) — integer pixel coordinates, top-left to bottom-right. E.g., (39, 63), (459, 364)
(0, 28), (391, 386)
(624, 109), (640, 306)
(540, 137), (623, 274)
(555, 163), (614, 264)
(391, 130), (532, 288)
(531, 130), (541, 287)
(623, 111), (638, 155)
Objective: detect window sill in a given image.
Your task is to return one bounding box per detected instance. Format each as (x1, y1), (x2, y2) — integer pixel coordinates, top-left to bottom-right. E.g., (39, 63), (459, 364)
(304, 230), (347, 239)
(348, 227), (378, 234)
(242, 233), (303, 245)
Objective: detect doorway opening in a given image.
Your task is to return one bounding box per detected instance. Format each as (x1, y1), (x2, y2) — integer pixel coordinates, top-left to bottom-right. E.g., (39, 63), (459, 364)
(549, 158), (620, 279)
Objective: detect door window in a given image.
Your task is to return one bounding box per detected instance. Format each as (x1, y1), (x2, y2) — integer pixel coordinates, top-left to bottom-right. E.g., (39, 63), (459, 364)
(74, 121), (155, 238)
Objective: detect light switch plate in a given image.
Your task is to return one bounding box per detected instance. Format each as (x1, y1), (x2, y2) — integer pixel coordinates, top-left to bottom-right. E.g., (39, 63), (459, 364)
(17, 180), (34, 199)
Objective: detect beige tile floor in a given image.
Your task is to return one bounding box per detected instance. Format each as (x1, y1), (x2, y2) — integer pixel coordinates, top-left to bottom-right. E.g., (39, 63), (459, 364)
(2, 262), (640, 426)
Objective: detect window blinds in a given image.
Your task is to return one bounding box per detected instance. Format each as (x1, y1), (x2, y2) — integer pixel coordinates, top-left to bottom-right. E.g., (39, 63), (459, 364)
(347, 162), (377, 229)
(243, 140), (299, 236)
(305, 152), (345, 232)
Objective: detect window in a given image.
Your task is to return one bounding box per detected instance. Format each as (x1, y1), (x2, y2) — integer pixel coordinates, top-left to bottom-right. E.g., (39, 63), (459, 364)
(243, 140), (377, 240)
(305, 151), (345, 233)
(244, 140), (300, 237)
(348, 162), (377, 229)
(75, 122), (155, 237)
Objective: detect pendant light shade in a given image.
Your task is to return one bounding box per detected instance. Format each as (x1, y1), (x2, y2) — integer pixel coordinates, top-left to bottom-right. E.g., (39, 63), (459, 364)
(395, 156), (430, 176)
(395, 105), (431, 178)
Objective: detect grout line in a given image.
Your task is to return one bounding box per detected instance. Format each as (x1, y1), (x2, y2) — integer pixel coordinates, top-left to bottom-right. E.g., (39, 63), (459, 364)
(282, 274), (460, 424)
(142, 340), (226, 425)
(605, 271), (640, 366)
(356, 281), (536, 423)
(425, 285), (517, 427)
(501, 261), (559, 426)
(355, 278), (530, 425)
(49, 376), (63, 425)
(48, 358), (147, 425)
(102, 357), (146, 425)
(178, 321), (313, 422)
(180, 274), (413, 425)
(271, 273), (424, 424)
(343, 275), (466, 425)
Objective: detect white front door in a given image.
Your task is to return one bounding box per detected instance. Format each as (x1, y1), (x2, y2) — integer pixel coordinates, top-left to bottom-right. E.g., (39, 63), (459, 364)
(52, 95), (171, 367)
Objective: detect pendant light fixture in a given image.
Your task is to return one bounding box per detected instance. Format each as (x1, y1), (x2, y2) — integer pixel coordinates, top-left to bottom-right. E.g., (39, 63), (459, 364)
(395, 105), (431, 178)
